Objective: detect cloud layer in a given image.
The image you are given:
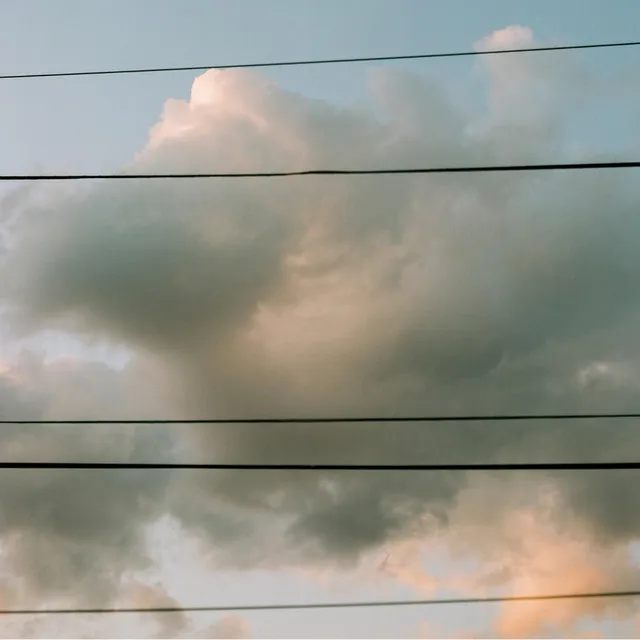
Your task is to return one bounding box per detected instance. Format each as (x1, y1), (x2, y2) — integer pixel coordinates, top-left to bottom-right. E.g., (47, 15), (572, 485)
(1, 25), (640, 636)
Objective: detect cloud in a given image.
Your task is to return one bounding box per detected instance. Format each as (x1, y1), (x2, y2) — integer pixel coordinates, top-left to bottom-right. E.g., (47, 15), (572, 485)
(1, 24), (640, 636)
(0, 354), (176, 607)
(126, 583), (187, 637)
(437, 483), (640, 636)
(191, 615), (251, 639)
(492, 513), (638, 637)
(476, 25), (534, 50)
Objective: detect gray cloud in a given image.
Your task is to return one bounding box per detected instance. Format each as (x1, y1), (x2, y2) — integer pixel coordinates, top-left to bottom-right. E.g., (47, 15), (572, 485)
(0, 355), (176, 606)
(1, 25), (640, 634)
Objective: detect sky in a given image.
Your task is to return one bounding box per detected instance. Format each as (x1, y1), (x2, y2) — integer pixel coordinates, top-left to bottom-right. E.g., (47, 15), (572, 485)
(1, 0), (640, 638)
(0, 0), (639, 174)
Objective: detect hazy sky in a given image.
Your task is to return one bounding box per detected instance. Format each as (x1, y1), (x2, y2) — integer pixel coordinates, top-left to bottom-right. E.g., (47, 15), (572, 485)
(1, 1), (640, 638)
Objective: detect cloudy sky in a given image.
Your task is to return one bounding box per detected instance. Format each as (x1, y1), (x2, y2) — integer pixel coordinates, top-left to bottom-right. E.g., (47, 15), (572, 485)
(1, 0), (640, 637)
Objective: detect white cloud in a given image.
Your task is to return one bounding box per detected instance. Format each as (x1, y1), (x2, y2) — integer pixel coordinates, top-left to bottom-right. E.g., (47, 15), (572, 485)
(476, 25), (534, 51)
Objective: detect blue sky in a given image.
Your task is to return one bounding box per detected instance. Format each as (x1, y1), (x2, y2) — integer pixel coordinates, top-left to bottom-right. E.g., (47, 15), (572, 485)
(0, 0), (639, 175)
(1, 2), (640, 638)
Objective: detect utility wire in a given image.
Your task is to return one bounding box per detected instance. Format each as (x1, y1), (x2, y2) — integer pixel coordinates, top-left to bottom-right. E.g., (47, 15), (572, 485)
(1, 160), (640, 181)
(5, 411), (640, 424)
(1, 40), (640, 80)
(3, 589), (639, 615)
(0, 461), (638, 471)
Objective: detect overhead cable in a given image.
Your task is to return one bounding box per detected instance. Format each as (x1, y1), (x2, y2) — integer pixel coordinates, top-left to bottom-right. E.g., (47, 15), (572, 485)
(3, 588), (639, 615)
(2, 40), (639, 80)
(1, 461), (638, 471)
(1, 160), (640, 181)
(6, 411), (640, 424)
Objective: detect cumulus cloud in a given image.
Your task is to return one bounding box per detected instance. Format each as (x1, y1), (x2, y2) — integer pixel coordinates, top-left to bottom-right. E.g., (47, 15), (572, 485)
(125, 583), (187, 637)
(0, 354), (176, 607)
(443, 483), (640, 636)
(1, 23), (640, 637)
(492, 519), (636, 637)
(191, 615), (251, 639)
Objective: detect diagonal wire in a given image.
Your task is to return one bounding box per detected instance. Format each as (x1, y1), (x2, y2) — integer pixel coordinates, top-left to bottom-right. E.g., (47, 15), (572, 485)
(0, 160), (639, 181)
(1, 40), (640, 80)
(2, 589), (639, 615)
(5, 411), (640, 424)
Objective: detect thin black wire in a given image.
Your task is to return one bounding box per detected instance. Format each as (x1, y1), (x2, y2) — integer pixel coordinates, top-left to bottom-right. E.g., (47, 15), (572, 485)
(0, 461), (638, 471)
(2, 40), (640, 80)
(3, 589), (639, 615)
(5, 411), (640, 424)
(0, 161), (639, 181)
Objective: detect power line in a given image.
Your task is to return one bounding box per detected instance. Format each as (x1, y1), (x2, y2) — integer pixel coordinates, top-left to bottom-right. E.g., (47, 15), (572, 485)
(2, 40), (639, 80)
(1, 160), (639, 181)
(0, 461), (638, 471)
(3, 588), (639, 615)
(5, 411), (640, 424)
